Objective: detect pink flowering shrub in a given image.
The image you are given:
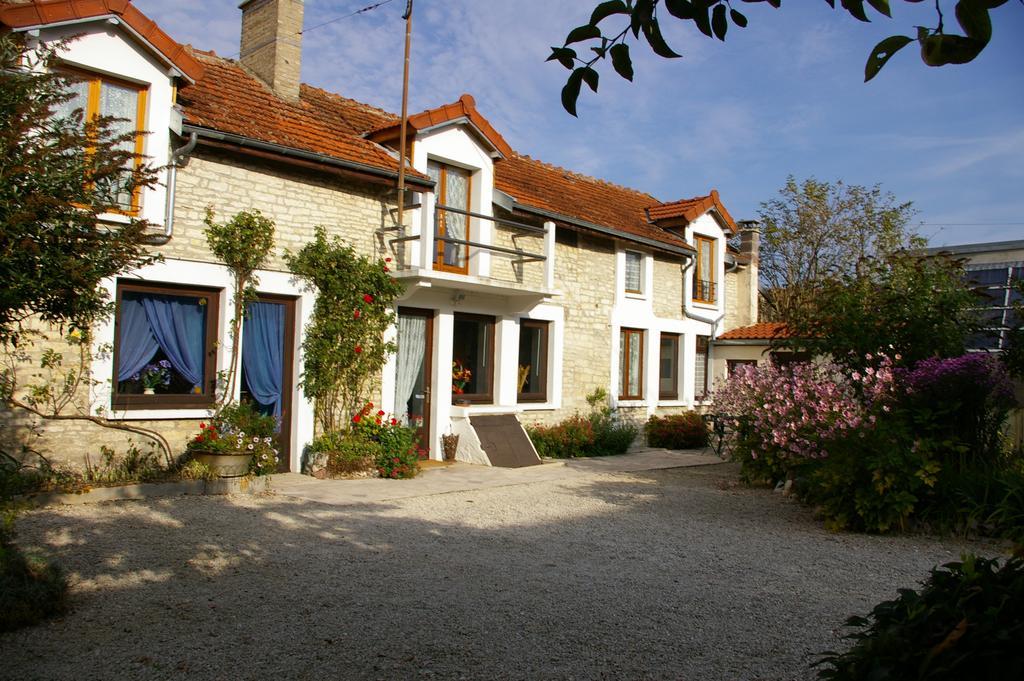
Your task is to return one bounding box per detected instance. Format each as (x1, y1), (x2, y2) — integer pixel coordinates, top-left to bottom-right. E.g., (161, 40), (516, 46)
(715, 351), (1022, 535)
(714, 358), (895, 482)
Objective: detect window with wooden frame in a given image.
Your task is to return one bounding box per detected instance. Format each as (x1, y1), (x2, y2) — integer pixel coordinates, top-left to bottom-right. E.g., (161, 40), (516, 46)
(692, 236), (716, 304)
(659, 333), (679, 400)
(695, 335), (710, 398)
(624, 250), (643, 294)
(619, 327), (644, 400)
(427, 160), (472, 274)
(452, 313), (494, 404)
(517, 320), (549, 403)
(53, 69), (148, 214)
(112, 281), (219, 410)
(727, 359), (758, 376)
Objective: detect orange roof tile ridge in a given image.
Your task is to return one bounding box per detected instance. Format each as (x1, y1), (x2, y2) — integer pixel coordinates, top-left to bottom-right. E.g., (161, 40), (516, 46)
(301, 84), (399, 122)
(510, 152), (659, 201)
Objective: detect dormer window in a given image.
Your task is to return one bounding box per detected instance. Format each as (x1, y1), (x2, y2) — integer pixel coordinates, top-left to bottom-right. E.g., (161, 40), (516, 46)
(692, 235), (716, 304)
(54, 70), (148, 214)
(427, 160), (472, 274)
(624, 250), (643, 294)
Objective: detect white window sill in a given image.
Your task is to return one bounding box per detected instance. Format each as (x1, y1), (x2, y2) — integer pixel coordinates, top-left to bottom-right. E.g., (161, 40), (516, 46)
(97, 212), (134, 225)
(105, 408), (210, 421)
(690, 301), (719, 311)
(616, 400), (647, 408)
(624, 292), (647, 300)
(516, 402), (558, 411)
(656, 399), (688, 408)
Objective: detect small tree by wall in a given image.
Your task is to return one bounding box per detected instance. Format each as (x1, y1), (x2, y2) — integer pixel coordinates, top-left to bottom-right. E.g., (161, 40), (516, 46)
(203, 208), (275, 414)
(286, 227), (403, 434)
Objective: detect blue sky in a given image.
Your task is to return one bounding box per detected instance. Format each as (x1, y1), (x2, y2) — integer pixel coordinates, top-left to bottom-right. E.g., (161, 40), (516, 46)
(133, 0), (1024, 246)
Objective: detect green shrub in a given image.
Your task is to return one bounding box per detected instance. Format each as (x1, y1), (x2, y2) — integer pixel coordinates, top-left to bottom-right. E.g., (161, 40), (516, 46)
(526, 409), (637, 459)
(918, 462), (1024, 543)
(527, 415), (594, 459)
(815, 553), (1024, 680)
(84, 444), (169, 485)
(645, 412), (709, 449)
(308, 431), (379, 477)
(0, 508), (68, 632)
(349, 402), (421, 478)
(798, 416), (940, 533)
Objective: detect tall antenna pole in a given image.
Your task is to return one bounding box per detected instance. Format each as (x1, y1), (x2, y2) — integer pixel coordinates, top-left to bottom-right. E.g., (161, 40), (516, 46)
(395, 0), (413, 258)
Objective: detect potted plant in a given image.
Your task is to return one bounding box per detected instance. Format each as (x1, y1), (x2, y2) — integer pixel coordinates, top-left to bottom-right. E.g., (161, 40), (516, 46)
(134, 360), (172, 395)
(452, 359), (472, 404)
(185, 402), (280, 477)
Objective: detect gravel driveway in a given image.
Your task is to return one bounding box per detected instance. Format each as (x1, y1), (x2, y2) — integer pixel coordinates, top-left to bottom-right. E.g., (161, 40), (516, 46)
(1, 464), (1001, 680)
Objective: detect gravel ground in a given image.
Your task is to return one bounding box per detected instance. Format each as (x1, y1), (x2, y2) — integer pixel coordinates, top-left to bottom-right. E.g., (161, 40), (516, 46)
(0, 464), (1004, 681)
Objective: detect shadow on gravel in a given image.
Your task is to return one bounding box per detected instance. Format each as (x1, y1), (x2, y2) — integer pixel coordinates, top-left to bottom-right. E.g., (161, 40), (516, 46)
(1, 464), (996, 681)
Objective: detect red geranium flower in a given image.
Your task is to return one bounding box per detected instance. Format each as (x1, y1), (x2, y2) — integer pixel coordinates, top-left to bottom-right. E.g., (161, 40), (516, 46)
(199, 423), (206, 429)
(354, 345), (363, 354)
(352, 414), (361, 423)
(377, 410), (385, 417)
(363, 294), (373, 303)
(353, 309), (361, 319)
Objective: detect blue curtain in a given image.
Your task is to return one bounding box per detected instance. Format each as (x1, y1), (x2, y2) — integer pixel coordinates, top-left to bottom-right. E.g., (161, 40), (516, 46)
(116, 295), (160, 381)
(140, 294), (205, 390)
(242, 301), (284, 421)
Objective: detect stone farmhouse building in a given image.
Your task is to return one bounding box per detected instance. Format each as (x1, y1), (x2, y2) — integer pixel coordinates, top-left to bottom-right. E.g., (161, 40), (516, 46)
(1, 0), (760, 471)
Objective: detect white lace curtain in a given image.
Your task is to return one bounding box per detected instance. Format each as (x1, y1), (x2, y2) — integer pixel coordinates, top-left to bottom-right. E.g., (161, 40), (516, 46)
(394, 314), (427, 424)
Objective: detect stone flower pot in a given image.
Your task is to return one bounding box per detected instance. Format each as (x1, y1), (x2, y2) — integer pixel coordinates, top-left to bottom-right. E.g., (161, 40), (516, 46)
(191, 451), (253, 478)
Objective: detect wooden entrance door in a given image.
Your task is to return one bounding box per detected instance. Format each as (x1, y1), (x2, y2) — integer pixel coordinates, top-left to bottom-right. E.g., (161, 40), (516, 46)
(240, 294), (296, 472)
(395, 307), (434, 455)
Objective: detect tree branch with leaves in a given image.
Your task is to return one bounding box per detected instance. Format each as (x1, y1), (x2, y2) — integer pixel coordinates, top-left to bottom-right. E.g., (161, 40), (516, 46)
(549, 0), (1019, 115)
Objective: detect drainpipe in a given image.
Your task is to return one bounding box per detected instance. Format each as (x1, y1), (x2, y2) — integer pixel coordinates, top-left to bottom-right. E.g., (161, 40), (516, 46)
(148, 131), (197, 245)
(680, 257), (726, 330)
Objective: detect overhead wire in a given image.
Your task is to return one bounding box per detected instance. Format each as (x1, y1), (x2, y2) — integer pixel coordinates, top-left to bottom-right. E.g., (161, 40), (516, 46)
(300, 0), (398, 35)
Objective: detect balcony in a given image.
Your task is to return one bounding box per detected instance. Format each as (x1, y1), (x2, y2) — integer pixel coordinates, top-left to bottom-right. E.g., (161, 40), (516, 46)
(385, 202), (558, 303)
(692, 278), (717, 305)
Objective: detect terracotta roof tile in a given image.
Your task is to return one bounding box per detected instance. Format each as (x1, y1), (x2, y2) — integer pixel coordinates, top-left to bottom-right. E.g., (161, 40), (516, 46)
(177, 50), (427, 184)
(493, 154), (694, 250)
(717, 322), (791, 341)
(367, 94), (513, 159)
(0, 0), (204, 82)
(647, 190), (737, 235)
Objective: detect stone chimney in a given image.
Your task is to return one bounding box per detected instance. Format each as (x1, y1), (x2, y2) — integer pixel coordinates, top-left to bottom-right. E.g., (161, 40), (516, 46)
(737, 220), (761, 324)
(737, 220), (760, 264)
(239, 0), (304, 101)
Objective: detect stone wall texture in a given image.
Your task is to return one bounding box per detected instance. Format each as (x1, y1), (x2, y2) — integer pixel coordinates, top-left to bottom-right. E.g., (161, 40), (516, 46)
(163, 150), (393, 269)
(652, 255), (684, 319)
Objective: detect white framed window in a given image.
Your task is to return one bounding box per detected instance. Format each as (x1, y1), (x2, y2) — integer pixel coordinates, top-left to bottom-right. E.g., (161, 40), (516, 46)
(624, 250), (643, 294)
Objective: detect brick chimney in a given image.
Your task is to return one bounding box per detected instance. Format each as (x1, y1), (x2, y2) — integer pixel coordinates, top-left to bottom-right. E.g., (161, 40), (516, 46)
(239, 0), (304, 101)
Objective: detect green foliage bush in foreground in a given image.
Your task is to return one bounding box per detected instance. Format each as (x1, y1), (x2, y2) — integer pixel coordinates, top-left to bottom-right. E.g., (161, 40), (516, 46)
(815, 553), (1024, 680)
(527, 388), (638, 458)
(0, 508), (68, 632)
(644, 412), (709, 449)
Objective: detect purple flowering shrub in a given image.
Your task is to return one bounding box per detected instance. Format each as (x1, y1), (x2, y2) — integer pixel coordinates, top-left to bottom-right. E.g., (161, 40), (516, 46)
(900, 353), (1016, 468)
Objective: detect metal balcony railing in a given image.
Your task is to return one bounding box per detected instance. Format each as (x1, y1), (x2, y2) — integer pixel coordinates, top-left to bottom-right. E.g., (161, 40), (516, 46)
(386, 203), (548, 282)
(693, 278), (717, 304)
